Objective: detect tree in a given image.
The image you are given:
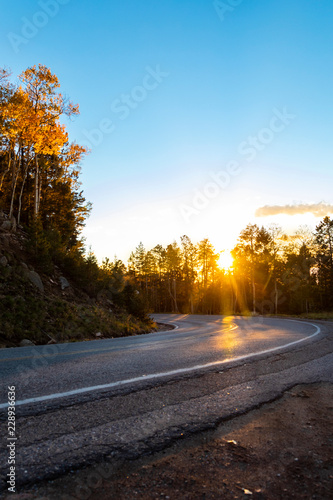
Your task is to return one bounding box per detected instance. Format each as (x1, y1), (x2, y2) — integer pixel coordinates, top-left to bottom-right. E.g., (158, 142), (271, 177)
(266, 224), (285, 314)
(282, 240), (315, 314)
(232, 224), (271, 313)
(314, 216), (333, 309)
(197, 238), (219, 313)
(165, 242), (182, 312)
(180, 235), (197, 313)
(18, 64), (79, 220)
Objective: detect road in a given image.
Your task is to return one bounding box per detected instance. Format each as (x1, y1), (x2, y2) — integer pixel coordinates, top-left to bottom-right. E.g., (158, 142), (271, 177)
(0, 315), (323, 407)
(0, 315), (332, 493)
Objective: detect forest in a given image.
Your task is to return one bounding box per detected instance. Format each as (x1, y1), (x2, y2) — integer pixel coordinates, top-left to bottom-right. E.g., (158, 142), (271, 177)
(1, 65), (333, 322)
(125, 218), (333, 316)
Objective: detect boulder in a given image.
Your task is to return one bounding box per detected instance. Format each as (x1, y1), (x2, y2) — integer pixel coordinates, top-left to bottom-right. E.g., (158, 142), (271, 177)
(28, 271), (44, 293)
(59, 276), (70, 290)
(19, 339), (35, 347)
(1, 217), (16, 232)
(1, 221), (12, 231)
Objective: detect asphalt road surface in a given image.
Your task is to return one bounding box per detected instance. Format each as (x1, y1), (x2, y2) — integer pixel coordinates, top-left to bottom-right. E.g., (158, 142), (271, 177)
(0, 315), (323, 407)
(0, 315), (332, 493)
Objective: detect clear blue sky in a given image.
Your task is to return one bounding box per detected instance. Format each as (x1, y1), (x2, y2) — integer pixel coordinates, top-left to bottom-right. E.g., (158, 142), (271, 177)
(2, 0), (333, 261)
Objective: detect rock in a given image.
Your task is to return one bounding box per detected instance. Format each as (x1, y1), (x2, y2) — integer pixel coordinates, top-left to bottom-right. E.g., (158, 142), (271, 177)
(1, 217), (16, 232)
(95, 332), (102, 338)
(0, 256), (8, 266)
(59, 276), (70, 290)
(1, 220), (12, 231)
(19, 339), (35, 347)
(28, 271), (44, 293)
(20, 262), (28, 270)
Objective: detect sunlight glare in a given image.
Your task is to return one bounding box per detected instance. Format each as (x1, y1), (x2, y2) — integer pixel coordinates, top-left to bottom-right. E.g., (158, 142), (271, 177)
(218, 250), (234, 270)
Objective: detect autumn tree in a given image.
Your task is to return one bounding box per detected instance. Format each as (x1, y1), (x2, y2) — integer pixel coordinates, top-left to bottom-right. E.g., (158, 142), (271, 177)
(18, 64), (79, 220)
(0, 65), (89, 273)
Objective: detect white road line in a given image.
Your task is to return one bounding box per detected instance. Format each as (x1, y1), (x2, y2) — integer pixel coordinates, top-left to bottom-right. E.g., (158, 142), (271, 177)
(0, 321), (321, 409)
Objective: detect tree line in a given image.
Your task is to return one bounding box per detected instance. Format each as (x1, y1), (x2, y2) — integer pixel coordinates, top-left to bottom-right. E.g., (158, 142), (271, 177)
(124, 219), (333, 316)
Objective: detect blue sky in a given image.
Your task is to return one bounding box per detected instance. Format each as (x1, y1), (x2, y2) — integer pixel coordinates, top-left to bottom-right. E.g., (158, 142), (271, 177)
(2, 0), (333, 261)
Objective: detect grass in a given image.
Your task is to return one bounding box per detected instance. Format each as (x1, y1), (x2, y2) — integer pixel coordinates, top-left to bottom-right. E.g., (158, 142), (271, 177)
(0, 294), (155, 346)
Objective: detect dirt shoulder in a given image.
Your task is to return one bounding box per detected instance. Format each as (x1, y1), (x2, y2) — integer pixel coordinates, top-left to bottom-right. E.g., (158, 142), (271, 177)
(11, 382), (333, 500)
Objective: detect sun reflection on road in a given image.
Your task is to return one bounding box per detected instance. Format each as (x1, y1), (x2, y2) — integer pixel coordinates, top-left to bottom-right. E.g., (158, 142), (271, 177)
(214, 316), (241, 357)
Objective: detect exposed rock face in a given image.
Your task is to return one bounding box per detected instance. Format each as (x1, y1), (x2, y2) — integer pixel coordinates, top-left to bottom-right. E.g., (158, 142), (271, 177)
(27, 271), (44, 293)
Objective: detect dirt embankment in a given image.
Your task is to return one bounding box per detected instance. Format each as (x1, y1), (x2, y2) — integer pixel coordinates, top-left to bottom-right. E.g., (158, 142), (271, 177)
(0, 216), (155, 347)
(11, 382), (333, 500)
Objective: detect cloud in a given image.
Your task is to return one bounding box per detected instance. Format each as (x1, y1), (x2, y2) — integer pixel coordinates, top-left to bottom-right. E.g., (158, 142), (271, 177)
(255, 202), (333, 218)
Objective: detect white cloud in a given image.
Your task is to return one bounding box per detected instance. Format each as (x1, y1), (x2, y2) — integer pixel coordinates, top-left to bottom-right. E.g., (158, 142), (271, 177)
(255, 202), (333, 218)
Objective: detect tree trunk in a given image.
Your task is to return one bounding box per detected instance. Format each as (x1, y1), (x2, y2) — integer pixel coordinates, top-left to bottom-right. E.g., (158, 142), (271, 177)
(0, 151), (12, 191)
(9, 153), (21, 220)
(17, 161), (29, 226)
(252, 274), (256, 314)
(173, 278), (178, 312)
(34, 154), (39, 219)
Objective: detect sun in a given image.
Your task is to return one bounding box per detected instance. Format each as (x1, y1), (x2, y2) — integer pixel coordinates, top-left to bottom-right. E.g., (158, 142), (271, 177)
(217, 250), (234, 270)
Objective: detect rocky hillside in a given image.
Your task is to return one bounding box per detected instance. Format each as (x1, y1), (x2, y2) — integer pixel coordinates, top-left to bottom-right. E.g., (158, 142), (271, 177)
(0, 212), (155, 348)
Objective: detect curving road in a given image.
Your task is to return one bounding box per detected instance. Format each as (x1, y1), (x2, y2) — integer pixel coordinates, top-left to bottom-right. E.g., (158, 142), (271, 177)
(0, 315), (332, 492)
(0, 314), (322, 408)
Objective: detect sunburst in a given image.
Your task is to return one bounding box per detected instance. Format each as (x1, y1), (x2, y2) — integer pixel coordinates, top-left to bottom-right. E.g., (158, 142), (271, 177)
(217, 250), (234, 270)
